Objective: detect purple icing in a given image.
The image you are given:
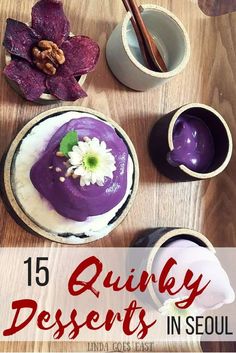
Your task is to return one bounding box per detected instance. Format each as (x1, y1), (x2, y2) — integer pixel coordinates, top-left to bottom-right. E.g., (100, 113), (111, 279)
(30, 117), (129, 222)
(168, 114), (215, 172)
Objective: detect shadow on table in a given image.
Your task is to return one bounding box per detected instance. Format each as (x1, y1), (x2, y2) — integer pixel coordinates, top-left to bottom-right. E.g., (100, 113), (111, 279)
(120, 115), (175, 185)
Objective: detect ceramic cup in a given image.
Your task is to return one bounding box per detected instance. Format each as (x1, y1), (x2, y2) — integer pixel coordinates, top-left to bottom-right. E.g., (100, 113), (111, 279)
(149, 103), (233, 181)
(106, 4), (190, 91)
(130, 227), (214, 309)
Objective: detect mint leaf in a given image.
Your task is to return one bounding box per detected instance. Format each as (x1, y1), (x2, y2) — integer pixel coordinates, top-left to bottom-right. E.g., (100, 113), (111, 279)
(59, 131), (78, 157)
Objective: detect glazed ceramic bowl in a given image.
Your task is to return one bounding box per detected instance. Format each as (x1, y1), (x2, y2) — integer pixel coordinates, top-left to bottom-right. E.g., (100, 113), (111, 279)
(4, 29), (87, 104)
(1, 106), (139, 244)
(106, 4), (190, 91)
(131, 227), (215, 308)
(149, 103), (233, 181)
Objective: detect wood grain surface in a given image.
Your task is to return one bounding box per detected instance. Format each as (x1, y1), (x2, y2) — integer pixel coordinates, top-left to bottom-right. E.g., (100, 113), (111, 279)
(0, 0), (236, 351)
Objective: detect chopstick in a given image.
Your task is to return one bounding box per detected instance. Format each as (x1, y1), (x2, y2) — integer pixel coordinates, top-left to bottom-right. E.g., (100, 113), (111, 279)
(121, 0), (156, 71)
(122, 0), (167, 72)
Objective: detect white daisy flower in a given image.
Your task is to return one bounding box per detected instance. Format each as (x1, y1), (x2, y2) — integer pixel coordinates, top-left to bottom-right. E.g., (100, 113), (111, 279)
(159, 298), (197, 317)
(67, 137), (116, 187)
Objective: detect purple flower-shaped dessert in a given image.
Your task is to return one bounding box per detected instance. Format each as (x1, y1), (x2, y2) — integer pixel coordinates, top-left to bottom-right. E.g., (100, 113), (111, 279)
(3, 0), (100, 101)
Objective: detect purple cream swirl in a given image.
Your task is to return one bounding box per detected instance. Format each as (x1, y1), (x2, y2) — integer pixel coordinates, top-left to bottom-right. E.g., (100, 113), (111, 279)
(168, 114), (215, 172)
(30, 117), (129, 222)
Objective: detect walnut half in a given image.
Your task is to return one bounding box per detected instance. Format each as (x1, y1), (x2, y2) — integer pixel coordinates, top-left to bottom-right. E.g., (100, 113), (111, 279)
(32, 40), (65, 76)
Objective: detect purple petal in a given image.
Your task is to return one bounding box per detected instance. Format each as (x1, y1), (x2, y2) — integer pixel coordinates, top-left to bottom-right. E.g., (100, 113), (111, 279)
(46, 67), (87, 101)
(61, 35), (100, 75)
(32, 0), (70, 45)
(4, 59), (46, 101)
(3, 19), (41, 62)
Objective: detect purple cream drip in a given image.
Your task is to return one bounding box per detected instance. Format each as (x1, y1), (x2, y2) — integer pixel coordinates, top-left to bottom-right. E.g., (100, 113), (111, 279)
(30, 117), (129, 222)
(168, 114), (215, 172)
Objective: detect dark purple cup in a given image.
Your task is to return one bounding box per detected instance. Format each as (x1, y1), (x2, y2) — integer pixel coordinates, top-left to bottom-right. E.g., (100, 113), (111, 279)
(149, 103), (232, 181)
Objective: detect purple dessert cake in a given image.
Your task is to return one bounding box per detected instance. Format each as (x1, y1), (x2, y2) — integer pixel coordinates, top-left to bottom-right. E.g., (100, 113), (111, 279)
(10, 109), (137, 243)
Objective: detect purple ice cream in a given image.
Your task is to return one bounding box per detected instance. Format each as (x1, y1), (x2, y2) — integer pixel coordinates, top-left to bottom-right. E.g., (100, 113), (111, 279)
(30, 117), (130, 222)
(168, 114), (215, 172)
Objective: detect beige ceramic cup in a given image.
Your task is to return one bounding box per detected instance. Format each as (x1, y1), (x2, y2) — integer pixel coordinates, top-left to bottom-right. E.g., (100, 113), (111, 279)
(106, 4), (190, 91)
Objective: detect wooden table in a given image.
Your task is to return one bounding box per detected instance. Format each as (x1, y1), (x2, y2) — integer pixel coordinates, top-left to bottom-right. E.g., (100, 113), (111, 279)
(0, 0), (236, 351)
